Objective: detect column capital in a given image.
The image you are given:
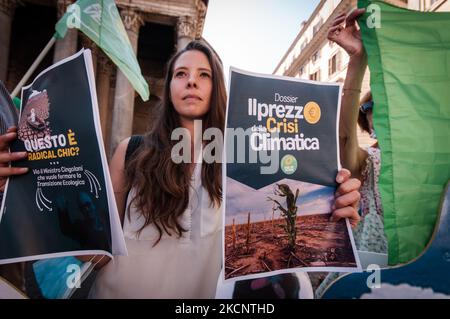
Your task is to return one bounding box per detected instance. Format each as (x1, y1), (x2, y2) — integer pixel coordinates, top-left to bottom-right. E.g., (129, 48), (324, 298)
(146, 76), (164, 100)
(176, 16), (196, 39)
(0, 0), (16, 16)
(56, 0), (75, 18)
(80, 34), (99, 55)
(97, 53), (114, 76)
(194, 0), (207, 38)
(196, 0), (207, 14)
(120, 9), (143, 34)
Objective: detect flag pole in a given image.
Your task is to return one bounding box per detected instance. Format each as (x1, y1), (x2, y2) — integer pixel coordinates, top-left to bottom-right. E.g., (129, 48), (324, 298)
(10, 36), (56, 99)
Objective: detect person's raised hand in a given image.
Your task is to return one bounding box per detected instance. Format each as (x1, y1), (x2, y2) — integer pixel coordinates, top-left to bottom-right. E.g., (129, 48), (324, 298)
(327, 8), (366, 58)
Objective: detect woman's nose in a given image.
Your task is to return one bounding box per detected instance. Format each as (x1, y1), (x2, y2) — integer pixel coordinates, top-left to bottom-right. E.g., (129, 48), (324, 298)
(187, 75), (198, 88)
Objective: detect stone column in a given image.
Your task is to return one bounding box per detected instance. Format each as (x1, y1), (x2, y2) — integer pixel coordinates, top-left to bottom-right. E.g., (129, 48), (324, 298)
(176, 16), (195, 51)
(80, 34), (99, 75)
(96, 53), (113, 142)
(194, 0), (207, 39)
(53, 0), (78, 63)
(147, 76), (164, 101)
(0, 0), (16, 82)
(106, 73), (116, 159)
(109, 8), (143, 154)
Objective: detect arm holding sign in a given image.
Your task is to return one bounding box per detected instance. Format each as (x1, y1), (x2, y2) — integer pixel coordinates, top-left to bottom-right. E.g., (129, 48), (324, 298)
(328, 9), (370, 181)
(327, 8), (387, 256)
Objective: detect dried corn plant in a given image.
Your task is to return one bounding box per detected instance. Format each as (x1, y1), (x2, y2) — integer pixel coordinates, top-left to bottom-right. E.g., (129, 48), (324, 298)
(267, 184), (299, 252)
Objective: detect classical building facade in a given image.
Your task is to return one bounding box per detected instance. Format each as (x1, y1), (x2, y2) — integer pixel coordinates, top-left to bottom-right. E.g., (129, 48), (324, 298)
(0, 0), (208, 157)
(273, 0), (447, 148)
(408, 0), (450, 10)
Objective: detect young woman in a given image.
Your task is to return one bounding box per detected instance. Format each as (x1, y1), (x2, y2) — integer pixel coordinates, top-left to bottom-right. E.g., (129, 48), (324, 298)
(1, 40), (362, 299)
(89, 40), (226, 298)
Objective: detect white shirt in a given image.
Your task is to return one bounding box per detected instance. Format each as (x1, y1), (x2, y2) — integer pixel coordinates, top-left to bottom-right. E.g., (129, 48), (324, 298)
(89, 162), (223, 298)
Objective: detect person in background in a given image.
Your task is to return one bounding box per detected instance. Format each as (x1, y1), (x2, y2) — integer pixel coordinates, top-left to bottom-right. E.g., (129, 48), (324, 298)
(315, 8), (388, 298)
(329, 7), (387, 255)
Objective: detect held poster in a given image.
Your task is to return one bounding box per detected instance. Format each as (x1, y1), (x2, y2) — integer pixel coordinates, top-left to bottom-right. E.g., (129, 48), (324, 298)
(0, 49), (127, 264)
(223, 68), (361, 281)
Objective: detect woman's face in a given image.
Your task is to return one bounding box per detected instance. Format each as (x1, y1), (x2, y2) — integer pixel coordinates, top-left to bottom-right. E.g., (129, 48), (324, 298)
(170, 50), (213, 123)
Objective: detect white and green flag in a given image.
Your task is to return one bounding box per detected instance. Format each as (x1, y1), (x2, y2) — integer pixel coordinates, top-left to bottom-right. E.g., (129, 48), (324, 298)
(55, 0), (149, 101)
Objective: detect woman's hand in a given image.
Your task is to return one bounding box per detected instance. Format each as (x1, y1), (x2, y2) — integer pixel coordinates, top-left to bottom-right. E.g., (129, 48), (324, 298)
(331, 168), (361, 228)
(0, 127), (29, 192)
(327, 8), (366, 59)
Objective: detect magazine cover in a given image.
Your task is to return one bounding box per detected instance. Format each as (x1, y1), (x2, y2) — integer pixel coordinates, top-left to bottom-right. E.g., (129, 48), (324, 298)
(223, 67), (361, 281)
(0, 49), (127, 264)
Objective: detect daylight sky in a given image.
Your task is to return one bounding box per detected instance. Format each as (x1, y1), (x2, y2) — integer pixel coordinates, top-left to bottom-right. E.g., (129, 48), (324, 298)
(203, 0), (321, 82)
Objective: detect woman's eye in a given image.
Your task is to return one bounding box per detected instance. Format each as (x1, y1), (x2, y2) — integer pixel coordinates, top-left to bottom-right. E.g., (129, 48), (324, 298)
(200, 72), (211, 78)
(175, 71), (186, 78)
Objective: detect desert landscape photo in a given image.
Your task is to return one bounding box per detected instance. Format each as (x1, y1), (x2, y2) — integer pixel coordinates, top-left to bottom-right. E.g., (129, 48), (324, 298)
(224, 177), (358, 279)
(225, 212), (357, 279)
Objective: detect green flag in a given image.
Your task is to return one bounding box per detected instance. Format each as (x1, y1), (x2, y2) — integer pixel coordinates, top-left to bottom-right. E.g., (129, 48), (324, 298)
(358, 0), (450, 264)
(55, 0), (149, 101)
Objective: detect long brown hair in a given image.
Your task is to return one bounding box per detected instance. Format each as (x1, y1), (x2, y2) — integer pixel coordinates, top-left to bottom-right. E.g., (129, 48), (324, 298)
(125, 40), (226, 245)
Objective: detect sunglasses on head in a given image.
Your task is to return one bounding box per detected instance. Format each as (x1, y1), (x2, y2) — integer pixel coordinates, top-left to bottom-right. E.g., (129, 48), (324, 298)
(360, 101), (374, 114)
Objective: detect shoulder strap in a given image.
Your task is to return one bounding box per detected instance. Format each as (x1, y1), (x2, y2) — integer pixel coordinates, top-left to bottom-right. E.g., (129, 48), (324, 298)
(125, 135), (143, 165)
